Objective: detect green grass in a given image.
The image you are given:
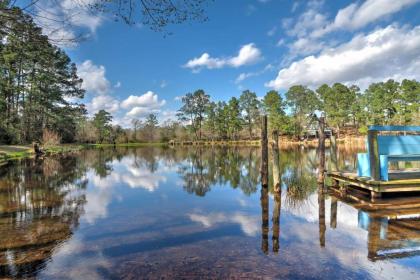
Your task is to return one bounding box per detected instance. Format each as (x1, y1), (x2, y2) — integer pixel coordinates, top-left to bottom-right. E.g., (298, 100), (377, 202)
(0, 142), (169, 164)
(0, 144), (84, 164)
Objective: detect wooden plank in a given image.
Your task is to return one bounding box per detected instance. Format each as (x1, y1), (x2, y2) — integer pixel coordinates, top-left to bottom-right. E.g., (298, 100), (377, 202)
(327, 171), (420, 193)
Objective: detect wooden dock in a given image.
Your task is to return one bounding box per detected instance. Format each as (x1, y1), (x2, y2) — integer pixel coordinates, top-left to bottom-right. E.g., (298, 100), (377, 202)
(328, 171), (420, 199)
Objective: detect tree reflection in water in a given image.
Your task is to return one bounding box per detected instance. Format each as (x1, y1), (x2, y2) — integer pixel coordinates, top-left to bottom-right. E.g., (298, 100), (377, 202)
(0, 156), (87, 278)
(0, 144), (378, 278)
(176, 147), (261, 196)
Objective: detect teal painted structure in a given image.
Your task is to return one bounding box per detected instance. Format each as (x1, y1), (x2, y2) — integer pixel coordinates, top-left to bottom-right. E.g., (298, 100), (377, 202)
(357, 153), (390, 181)
(368, 125), (420, 132)
(357, 126), (420, 181)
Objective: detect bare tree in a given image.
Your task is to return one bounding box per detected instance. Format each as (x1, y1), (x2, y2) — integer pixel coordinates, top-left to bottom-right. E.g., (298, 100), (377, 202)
(2, 0), (212, 44)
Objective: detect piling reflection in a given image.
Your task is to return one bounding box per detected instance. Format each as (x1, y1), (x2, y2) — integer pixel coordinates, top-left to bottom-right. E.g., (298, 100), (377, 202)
(318, 184), (326, 248)
(260, 186), (269, 255)
(272, 191), (281, 253)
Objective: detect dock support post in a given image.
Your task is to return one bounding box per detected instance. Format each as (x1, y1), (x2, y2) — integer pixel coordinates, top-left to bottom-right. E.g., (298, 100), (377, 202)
(330, 131), (338, 172)
(339, 184), (347, 195)
(367, 130), (380, 181)
(318, 116), (326, 183)
(371, 191), (381, 201)
(261, 115), (268, 187)
(272, 130), (281, 193)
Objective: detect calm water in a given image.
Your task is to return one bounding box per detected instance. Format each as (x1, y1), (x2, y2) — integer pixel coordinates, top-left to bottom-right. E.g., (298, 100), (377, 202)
(0, 146), (419, 279)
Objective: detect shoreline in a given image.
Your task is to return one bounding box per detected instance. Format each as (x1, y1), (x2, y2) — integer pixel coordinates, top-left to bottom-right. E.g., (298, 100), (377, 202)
(169, 136), (365, 147)
(0, 136), (365, 165)
(0, 143), (168, 165)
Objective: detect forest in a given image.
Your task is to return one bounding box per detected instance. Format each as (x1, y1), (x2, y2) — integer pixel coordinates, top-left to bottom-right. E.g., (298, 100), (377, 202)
(1, 5), (419, 145)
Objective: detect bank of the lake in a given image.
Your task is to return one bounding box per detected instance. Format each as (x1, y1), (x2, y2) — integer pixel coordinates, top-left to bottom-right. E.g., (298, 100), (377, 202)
(0, 143), (169, 165)
(0, 136), (365, 165)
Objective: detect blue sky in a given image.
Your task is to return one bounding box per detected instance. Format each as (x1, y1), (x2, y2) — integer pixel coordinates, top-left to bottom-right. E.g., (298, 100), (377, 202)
(27, 0), (420, 126)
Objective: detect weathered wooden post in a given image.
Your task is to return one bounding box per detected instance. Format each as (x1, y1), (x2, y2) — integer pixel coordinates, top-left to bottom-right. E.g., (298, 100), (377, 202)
(318, 116), (326, 183)
(33, 142), (43, 156)
(367, 129), (380, 181)
(260, 115), (269, 254)
(330, 130), (338, 172)
(271, 130), (281, 193)
(261, 115), (269, 187)
(330, 197), (337, 229)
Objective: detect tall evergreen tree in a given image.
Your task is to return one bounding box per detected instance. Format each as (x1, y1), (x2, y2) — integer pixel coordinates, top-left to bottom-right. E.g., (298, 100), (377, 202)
(239, 90), (260, 139)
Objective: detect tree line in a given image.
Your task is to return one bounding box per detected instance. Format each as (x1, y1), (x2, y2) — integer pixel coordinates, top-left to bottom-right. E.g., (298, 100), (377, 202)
(0, 5), (85, 144)
(174, 80), (419, 141)
(1, 5), (419, 145)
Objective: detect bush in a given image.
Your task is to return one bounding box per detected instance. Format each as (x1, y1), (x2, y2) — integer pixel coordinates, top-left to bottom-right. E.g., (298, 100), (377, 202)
(42, 129), (61, 146)
(358, 125), (368, 135)
(0, 127), (18, 144)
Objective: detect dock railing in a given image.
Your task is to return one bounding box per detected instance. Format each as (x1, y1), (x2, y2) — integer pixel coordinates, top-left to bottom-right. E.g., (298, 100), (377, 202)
(358, 125), (420, 181)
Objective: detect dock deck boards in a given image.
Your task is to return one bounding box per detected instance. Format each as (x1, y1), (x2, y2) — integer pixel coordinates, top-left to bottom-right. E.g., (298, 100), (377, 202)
(327, 171), (420, 193)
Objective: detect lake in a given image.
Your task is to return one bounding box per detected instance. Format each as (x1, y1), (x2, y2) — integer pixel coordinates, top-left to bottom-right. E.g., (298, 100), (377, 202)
(0, 146), (419, 279)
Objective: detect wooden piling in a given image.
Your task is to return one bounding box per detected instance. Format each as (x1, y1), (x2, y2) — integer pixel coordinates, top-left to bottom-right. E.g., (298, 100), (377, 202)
(367, 130), (380, 181)
(271, 130), (281, 193)
(261, 115), (269, 187)
(318, 116), (326, 183)
(330, 131), (338, 172)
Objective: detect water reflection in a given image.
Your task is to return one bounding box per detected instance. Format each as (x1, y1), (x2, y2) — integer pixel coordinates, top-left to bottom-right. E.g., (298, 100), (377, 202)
(0, 156), (86, 278)
(327, 188), (420, 262)
(272, 190), (281, 253)
(0, 146), (418, 279)
(177, 147), (260, 196)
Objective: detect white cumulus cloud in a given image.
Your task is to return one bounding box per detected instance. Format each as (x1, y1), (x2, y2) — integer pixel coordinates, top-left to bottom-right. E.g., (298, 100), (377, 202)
(313, 0), (420, 37)
(77, 60), (111, 95)
(266, 25), (420, 90)
(87, 95), (119, 113)
(121, 91), (166, 109)
(184, 43), (262, 71)
(121, 91), (166, 118)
